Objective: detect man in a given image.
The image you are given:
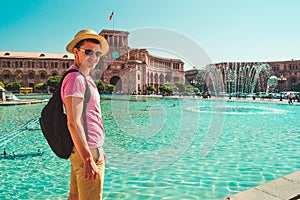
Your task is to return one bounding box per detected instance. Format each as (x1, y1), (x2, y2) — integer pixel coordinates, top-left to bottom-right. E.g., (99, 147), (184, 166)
(62, 29), (109, 200)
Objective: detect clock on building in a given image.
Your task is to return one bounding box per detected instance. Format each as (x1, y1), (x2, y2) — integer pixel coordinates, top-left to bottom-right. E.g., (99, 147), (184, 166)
(112, 51), (120, 59)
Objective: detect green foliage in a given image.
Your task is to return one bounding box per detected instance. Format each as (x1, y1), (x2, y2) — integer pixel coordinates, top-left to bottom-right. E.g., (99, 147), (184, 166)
(168, 84), (179, 93)
(5, 82), (21, 91)
(146, 85), (156, 92)
(35, 83), (46, 90)
(105, 84), (115, 93)
(159, 85), (173, 95)
(174, 82), (185, 93)
(47, 75), (62, 89)
(95, 80), (105, 92)
(185, 86), (194, 93)
(0, 81), (4, 88)
(193, 87), (200, 93)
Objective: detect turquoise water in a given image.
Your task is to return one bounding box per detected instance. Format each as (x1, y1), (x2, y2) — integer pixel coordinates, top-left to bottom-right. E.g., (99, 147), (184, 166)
(0, 95), (299, 199)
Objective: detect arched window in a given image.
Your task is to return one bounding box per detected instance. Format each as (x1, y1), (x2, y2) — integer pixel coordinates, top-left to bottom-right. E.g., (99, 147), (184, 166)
(3, 70), (10, 79)
(41, 72), (46, 79)
(159, 74), (164, 84)
(29, 72), (35, 79)
(154, 73), (158, 83)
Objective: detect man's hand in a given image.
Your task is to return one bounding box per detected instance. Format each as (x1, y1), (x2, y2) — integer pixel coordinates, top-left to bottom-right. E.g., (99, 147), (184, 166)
(84, 157), (99, 180)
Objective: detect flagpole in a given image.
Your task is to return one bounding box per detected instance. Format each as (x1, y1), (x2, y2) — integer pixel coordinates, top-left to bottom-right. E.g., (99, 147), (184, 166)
(109, 11), (114, 30)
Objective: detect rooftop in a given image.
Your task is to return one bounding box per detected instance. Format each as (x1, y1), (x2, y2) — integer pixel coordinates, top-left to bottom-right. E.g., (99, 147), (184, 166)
(0, 51), (74, 59)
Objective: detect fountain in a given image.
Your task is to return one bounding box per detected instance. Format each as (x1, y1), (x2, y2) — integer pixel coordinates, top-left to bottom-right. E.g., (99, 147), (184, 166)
(203, 62), (273, 96)
(5, 91), (20, 101)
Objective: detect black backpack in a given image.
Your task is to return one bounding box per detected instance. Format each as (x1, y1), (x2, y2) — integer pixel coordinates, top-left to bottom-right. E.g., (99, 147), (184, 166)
(39, 69), (90, 159)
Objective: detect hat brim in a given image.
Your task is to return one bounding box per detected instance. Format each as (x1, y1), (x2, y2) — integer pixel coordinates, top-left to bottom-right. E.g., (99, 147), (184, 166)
(66, 33), (109, 55)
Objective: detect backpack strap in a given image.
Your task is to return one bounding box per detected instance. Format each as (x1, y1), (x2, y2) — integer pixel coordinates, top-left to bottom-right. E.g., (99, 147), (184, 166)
(61, 69), (91, 142)
(78, 71), (91, 141)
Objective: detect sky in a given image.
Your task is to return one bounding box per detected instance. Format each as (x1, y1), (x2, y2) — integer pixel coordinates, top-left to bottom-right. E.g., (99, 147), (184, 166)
(0, 0), (299, 69)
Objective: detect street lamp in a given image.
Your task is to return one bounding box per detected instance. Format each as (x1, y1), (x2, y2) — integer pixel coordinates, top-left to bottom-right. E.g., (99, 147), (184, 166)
(190, 79), (195, 86)
(278, 75), (286, 101)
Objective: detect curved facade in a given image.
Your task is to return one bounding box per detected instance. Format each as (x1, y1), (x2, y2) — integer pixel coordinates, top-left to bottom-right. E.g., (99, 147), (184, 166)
(101, 48), (184, 94)
(98, 30), (184, 94)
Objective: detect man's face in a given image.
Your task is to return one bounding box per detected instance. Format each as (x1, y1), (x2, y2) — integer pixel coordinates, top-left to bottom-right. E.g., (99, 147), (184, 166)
(75, 40), (102, 69)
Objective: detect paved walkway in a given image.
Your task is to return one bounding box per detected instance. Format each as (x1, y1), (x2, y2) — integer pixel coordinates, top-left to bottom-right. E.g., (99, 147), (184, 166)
(222, 170), (300, 200)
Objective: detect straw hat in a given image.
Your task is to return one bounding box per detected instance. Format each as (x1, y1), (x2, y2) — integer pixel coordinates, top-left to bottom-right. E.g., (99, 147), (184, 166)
(66, 29), (109, 55)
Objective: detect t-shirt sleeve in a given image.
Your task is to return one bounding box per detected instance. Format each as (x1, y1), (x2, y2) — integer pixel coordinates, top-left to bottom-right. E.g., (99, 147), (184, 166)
(62, 73), (85, 99)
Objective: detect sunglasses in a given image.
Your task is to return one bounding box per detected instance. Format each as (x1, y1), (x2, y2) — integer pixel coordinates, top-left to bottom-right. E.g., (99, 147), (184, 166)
(77, 48), (102, 57)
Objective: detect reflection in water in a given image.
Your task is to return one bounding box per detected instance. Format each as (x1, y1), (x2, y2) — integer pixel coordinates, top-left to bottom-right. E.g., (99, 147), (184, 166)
(186, 105), (287, 115)
(0, 97), (299, 200)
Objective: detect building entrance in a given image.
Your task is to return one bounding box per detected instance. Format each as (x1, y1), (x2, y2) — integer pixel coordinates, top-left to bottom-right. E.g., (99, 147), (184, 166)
(110, 76), (122, 93)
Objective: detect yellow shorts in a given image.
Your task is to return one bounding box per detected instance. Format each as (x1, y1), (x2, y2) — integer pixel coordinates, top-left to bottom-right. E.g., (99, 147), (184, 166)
(69, 147), (105, 200)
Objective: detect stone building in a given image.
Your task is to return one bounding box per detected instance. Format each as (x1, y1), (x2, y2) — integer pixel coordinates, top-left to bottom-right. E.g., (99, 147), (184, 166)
(0, 51), (74, 89)
(97, 30), (185, 94)
(0, 29), (185, 94)
(267, 59), (300, 92)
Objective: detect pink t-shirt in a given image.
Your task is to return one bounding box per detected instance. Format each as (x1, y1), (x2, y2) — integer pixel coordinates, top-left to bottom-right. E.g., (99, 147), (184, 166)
(61, 65), (105, 148)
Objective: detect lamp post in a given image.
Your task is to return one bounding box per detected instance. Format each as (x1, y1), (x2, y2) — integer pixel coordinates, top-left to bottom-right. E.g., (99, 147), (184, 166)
(191, 79), (195, 86)
(227, 74), (234, 99)
(278, 75), (286, 101)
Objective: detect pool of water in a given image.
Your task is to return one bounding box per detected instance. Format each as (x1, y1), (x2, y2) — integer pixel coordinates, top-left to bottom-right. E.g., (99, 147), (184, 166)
(0, 95), (299, 199)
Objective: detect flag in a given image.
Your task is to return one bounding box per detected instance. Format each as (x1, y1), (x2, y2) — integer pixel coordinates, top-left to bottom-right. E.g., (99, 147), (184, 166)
(109, 12), (114, 20)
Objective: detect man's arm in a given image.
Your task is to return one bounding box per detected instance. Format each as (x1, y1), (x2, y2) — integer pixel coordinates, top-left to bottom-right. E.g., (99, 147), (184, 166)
(64, 96), (98, 180)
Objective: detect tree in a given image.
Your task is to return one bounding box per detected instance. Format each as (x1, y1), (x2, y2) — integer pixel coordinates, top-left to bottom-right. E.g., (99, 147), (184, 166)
(146, 85), (156, 94)
(185, 86), (194, 94)
(167, 84), (179, 94)
(137, 87), (142, 95)
(35, 83), (47, 91)
(193, 87), (200, 93)
(105, 84), (115, 94)
(174, 82), (185, 93)
(47, 75), (62, 90)
(0, 81), (4, 89)
(159, 85), (172, 95)
(95, 80), (105, 93)
(5, 82), (21, 92)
